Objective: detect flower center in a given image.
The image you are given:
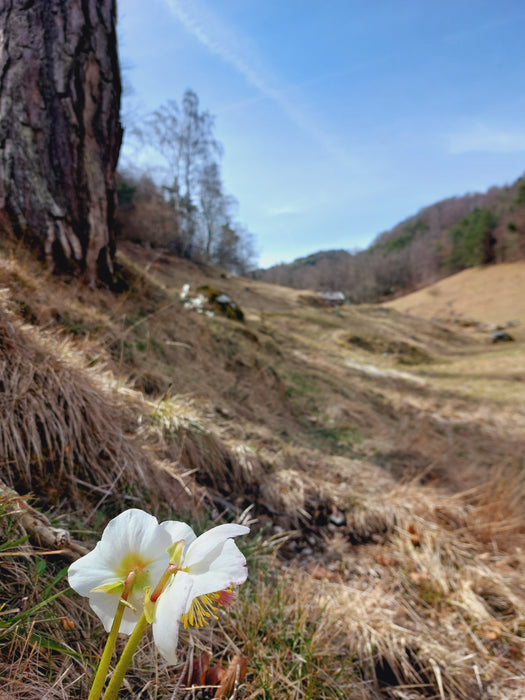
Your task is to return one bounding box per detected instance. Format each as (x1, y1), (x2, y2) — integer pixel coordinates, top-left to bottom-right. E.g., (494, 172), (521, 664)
(116, 552), (151, 593)
(180, 586), (234, 629)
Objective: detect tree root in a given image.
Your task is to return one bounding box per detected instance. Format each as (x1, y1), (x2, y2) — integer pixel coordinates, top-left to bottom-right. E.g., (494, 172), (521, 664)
(0, 479), (88, 560)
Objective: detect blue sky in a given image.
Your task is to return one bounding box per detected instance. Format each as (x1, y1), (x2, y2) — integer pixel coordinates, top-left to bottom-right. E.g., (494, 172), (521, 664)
(117, 1), (525, 268)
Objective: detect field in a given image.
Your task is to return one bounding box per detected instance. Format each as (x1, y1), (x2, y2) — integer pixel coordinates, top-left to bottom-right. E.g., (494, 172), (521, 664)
(385, 262), (525, 336)
(1, 239), (524, 699)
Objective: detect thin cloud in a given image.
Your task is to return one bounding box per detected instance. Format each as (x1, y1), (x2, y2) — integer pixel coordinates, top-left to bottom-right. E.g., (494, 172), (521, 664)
(445, 123), (525, 154)
(162, 0), (356, 167)
(267, 204), (301, 217)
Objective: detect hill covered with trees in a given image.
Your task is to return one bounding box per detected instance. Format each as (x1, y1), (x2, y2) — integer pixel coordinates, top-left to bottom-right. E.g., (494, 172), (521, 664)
(254, 175), (525, 302)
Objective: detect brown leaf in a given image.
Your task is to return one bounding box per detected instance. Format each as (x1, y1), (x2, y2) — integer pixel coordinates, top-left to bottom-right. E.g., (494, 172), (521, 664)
(206, 663), (226, 686)
(407, 523), (421, 547)
(182, 651), (211, 686)
(376, 553), (396, 567)
(61, 616), (76, 630)
(481, 621), (502, 641)
(213, 655), (248, 699)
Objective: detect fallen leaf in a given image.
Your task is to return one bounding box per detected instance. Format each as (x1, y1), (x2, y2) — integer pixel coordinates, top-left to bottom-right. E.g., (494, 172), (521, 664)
(481, 621), (502, 641)
(182, 651), (211, 686)
(214, 655), (248, 699)
(376, 553), (396, 567)
(407, 523), (421, 547)
(61, 616), (76, 630)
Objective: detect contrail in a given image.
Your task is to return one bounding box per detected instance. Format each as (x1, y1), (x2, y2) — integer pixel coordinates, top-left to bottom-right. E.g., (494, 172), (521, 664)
(163, 0), (357, 167)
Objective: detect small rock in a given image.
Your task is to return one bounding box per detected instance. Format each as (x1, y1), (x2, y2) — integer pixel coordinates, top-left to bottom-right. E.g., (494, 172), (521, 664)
(329, 509), (346, 526)
(491, 330), (514, 343)
(215, 293), (232, 304)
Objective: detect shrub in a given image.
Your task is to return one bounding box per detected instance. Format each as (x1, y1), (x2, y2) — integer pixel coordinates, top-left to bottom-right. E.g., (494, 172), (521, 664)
(115, 171), (184, 251)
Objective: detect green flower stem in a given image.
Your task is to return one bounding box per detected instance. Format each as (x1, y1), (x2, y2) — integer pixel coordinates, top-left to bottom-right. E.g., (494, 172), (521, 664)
(88, 600), (126, 700)
(101, 612), (149, 700)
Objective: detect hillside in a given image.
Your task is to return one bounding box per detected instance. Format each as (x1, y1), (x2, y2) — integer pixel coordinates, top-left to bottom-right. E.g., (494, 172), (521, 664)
(255, 175), (525, 303)
(1, 235), (525, 699)
(384, 260), (525, 334)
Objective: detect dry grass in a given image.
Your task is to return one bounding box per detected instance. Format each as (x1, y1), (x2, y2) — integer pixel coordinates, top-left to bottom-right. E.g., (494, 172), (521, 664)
(226, 468), (525, 699)
(384, 261), (525, 340)
(0, 305), (191, 517)
(1, 239), (525, 698)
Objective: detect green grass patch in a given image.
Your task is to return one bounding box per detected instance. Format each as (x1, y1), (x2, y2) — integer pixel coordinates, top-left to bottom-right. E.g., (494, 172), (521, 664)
(230, 553), (356, 699)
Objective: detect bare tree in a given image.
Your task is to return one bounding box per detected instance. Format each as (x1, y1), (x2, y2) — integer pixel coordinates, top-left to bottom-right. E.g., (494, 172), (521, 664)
(0, 0), (122, 285)
(143, 99), (183, 208)
(215, 221), (257, 274)
(199, 161), (236, 260)
(142, 90), (222, 257)
(179, 90), (222, 202)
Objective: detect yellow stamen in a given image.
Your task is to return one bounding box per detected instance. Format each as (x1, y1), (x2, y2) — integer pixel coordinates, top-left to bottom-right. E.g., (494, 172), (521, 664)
(180, 586), (234, 629)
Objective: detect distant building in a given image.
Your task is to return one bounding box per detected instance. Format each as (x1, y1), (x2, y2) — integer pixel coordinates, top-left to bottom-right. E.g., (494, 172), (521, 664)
(317, 291), (346, 305)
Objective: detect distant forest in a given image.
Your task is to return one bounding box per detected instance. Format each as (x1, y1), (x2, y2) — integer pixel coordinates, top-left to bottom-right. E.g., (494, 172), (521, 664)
(253, 175), (525, 303)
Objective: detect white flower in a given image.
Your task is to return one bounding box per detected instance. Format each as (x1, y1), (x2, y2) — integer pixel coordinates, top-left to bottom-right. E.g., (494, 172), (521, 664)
(68, 510), (249, 665)
(152, 522), (249, 664)
(68, 509), (172, 634)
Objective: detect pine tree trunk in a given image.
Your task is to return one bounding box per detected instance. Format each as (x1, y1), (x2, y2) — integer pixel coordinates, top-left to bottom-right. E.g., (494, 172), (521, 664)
(0, 0), (122, 285)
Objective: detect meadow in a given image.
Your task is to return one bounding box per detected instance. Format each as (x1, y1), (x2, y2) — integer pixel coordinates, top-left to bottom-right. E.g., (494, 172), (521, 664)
(1, 239), (524, 699)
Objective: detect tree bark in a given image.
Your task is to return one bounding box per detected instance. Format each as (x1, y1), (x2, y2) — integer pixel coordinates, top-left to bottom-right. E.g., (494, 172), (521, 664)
(0, 0), (122, 285)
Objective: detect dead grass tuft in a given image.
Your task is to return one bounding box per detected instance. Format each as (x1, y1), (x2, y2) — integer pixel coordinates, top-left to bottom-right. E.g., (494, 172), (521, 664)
(0, 307), (187, 515)
(144, 397), (341, 530)
(457, 467), (525, 549)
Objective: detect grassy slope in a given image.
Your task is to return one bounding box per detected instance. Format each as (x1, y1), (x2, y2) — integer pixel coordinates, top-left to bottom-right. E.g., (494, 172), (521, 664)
(384, 261), (525, 334)
(1, 240), (525, 699)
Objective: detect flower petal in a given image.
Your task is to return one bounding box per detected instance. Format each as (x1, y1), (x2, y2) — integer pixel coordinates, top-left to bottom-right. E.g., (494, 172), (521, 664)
(88, 592), (142, 634)
(153, 572), (193, 665)
(183, 538), (247, 608)
(68, 543), (121, 597)
(183, 524), (249, 570)
(160, 520), (197, 554)
(97, 509), (172, 565)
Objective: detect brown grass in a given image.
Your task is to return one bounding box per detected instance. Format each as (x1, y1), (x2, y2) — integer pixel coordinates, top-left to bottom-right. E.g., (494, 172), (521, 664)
(0, 306), (178, 515)
(1, 239), (525, 698)
(384, 260), (525, 340)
